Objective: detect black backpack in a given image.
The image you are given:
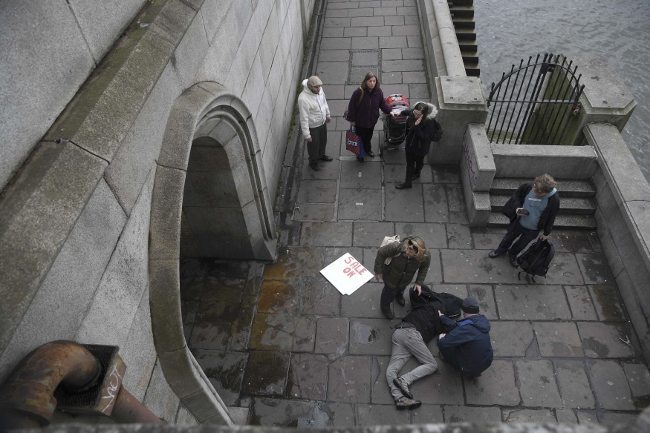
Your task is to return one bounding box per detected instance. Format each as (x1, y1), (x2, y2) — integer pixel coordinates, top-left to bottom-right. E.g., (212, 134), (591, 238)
(517, 239), (555, 282)
(422, 291), (463, 319)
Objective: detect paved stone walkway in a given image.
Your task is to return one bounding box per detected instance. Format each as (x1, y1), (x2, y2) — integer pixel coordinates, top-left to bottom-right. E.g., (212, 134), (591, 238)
(182, 0), (650, 427)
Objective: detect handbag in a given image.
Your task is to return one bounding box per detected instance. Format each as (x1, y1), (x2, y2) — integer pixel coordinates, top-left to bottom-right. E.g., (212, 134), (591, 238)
(345, 127), (365, 157)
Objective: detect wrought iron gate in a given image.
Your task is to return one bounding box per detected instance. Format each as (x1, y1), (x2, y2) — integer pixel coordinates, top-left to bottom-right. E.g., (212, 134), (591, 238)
(486, 53), (584, 145)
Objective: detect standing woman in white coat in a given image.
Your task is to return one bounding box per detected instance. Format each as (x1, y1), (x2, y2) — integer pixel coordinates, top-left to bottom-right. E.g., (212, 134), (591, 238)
(298, 76), (332, 171)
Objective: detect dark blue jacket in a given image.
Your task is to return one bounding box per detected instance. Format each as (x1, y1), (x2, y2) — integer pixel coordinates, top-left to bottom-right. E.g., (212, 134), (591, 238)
(437, 314), (493, 377)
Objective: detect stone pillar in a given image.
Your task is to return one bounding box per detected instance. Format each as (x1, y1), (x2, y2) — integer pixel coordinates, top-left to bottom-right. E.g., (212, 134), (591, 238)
(432, 76), (488, 164)
(563, 59), (636, 145)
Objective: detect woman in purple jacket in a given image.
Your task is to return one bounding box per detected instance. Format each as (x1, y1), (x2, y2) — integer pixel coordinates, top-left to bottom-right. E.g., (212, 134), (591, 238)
(346, 72), (392, 161)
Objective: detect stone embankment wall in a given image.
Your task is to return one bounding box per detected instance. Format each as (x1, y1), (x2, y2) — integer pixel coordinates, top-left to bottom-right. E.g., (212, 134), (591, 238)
(0, 0), (316, 424)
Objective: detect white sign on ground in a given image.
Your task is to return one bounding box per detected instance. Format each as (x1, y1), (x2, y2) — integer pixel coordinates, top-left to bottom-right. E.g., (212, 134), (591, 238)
(320, 252), (373, 295)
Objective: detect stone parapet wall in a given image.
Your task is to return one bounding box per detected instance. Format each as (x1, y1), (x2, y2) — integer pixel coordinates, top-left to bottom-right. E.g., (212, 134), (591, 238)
(0, 0), (315, 425)
(585, 123), (650, 363)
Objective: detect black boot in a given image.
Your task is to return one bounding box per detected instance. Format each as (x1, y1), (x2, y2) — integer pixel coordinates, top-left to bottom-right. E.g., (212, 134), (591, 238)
(395, 183), (412, 189)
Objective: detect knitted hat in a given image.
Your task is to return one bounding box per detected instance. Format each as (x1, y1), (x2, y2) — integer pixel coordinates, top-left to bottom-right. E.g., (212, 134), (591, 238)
(462, 297), (480, 314)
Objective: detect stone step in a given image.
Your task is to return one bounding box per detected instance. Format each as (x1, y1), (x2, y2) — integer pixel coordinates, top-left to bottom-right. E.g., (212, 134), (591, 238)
(458, 40), (478, 51)
(488, 213), (597, 230)
(455, 29), (477, 41)
(448, 0), (475, 7)
(491, 178), (596, 198)
(466, 68), (481, 77)
(491, 193), (596, 215)
(452, 17), (476, 29)
(450, 6), (475, 19)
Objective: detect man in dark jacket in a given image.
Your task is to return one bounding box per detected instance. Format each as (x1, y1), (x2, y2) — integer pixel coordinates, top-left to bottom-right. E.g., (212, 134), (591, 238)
(488, 173), (560, 266)
(437, 297), (493, 378)
(386, 285), (441, 410)
(374, 236), (430, 319)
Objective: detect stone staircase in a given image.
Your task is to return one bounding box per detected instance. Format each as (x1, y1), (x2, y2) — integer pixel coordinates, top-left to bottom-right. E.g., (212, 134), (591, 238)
(449, 0), (480, 77)
(487, 178), (598, 230)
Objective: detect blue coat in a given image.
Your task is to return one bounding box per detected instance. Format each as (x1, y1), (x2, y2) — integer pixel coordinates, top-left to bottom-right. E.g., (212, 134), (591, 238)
(437, 314), (493, 377)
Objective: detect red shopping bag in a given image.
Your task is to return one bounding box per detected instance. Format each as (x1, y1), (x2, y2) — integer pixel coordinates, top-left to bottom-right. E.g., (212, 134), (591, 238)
(346, 127), (365, 157)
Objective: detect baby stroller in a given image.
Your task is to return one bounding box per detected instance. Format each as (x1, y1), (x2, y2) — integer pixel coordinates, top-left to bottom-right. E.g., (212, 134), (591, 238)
(381, 94), (410, 155)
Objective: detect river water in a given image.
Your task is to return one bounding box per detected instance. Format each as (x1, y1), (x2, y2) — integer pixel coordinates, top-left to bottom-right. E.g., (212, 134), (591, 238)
(474, 0), (650, 181)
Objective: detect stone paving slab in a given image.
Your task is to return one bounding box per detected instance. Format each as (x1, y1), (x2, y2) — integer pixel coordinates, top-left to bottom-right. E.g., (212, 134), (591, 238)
(301, 276), (342, 316)
(370, 356), (394, 405)
(495, 284), (572, 320)
(315, 317), (349, 356)
(489, 321), (534, 357)
(349, 318), (393, 355)
(193, 349), (247, 406)
(589, 360), (635, 410)
(589, 284), (626, 321)
(517, 359), (563, 408)
(576, 253), (616, 284)
(353, 221), (395, 247)
(465, 360), (520, 406)
(298, 179), (338, 204)
(577, 322), (635, 358)
(565, 285), (599, 320)
(293, 203), (336, 221)
(444, 405), (502, 423)
(410, 361), (464, 405)
(396, 221), (447, 249)
(555, 360), (596, 409)
(293, 316), (316, 352)
(250, 397), (313, 426)
(288, 353), (329, 400)
(533, 322), (584, 357)
(468, 284), (498, 320)
(385, 184), (425, 221)
(338, 188), (382, 220)
(341, 161), (383, 189)
(623, 363), (650, 399)
(242, 351), (290, 397)
(411, 404), (444, 423)
(342, 282), (384, 318)
(323, 402), (355, 426)
(300, 222), (353, 246)
(328, 355), (372, 402)
(357, 404), (410, 426)
(503, 409), (556, 423)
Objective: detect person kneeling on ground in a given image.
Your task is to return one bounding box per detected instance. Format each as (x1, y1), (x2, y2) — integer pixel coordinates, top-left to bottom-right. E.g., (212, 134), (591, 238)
(374, 236), (430, 319)
(437, 297), (493, 378)
(386, 285), (441, 410)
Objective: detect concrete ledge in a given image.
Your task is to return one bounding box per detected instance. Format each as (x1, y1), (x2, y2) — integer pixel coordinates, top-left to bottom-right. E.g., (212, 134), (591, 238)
(424, 0), (466, 77)
(491, 143), (598, 179)
(462, 124), (495, 192)
(465, 191), (491, 227)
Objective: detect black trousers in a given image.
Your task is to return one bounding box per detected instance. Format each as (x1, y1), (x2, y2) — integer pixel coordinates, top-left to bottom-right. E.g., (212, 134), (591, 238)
(307, 123), (327, 163)
(495, 220), (539, 257)
(404, 153), (425, 185)
(381, 284), (404, 315)
(356, 126), (374, 155)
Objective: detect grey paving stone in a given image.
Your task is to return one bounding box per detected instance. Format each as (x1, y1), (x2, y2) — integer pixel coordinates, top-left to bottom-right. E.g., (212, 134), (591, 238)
(193, 349), (247, 406)
(383, 59), (423, 72)
(370, 356), (394, 405)
(351, 36), (379, 49)
(424, 184), (449, 222)
(353, 221), (395, 247)
(242, 351), (290, 397)
(351, 16), (384, 27)
(328, 355), (372, 402)
(576, 253), (615, 284)
(446, 223), (473, 249)
(293, 316), (316, 352)
(315, 317), (349, 356)
(317, 60), (350, 84)
(411, 404), (444, 423)
(381, 83), (410, 98)
(324, 17), (352, 28)
(382, 48), (402, 60)
(503, 409), (556, 423)
(318, 246), (365, 266)
(402, 71), (427, 83)
(489, 321), (534, 357)
(465, 359), (520, 406)
(368, 26), (392, 37)
(424, 249), (443, 284)
(598, 411), (640, 427)
(361, 247), (379, 275)
(444, 405), (501, 423)
(576, 410), (599, 425)
(402, 47), (425, 59)
(468, 285), (497, 320)
(555, 360), (596, 409)
(623, 363), (650, 399)
(374, 7), (397, 16)
(385, 184), (425, 221)
(357, 403), (410, 425)
(382, 71), (402, 84)
(517, 359), (563, 408)
(588, 360), (635, 410)
(471, 227), (504, 251)
(432, 284), (468, 300)
(589, 284), (625, 321)
(379, 36), (408, 49)
(553, 230), (600, 253)
(385, 15), (405, 26)
(288, 353), (329, 400)
(349, 318), (393, 355)
(300, 222), (353, 246)
(323, 402), (355, 427)
(409, 83), (430, 101)
(577, 322), (635, 358)
(340, 160), (382, 189)
(495, 284), (571, 320)
(350, 66), (380, 84)
(342, 282), (384, 318)
(533, 322), (584, 357)
(249, 312), (296, 351)
(406, 35), (422, 48)
(319, 49), (351, 61)
(384, 163), (406, 183)
(249, 397), (314, 426)
(556, 409), (578, 423)
(324, 27), (345, 37)
(565, 285), (598, 320)
(189, 318), (231, 351)
(410, 361), (464, 405)
(442, 250), (521, 284)
(395, 222), (447, 249)
(351, 50), (378, 65)
(392, 24), (420, 36)
(257, 279), (300, 314)
(344, 27), (367, 38)
(293, 203), (336, 222)
(541, 253), (585, 285)
(338, 188), (382, 220)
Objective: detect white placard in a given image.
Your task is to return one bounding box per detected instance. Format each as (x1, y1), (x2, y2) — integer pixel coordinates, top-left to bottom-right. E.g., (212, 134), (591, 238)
(320, 253), (373, 295)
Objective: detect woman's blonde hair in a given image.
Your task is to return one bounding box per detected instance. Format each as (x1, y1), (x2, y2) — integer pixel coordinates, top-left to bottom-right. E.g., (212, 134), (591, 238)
(404, 236), (427, 262)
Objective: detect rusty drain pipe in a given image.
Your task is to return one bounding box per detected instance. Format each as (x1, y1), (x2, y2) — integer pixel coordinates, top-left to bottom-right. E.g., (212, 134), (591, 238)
(0, 340), (162, 430)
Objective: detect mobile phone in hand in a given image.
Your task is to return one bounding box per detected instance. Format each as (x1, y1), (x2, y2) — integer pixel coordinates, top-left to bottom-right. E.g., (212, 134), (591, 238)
(516, 208), (529, 216)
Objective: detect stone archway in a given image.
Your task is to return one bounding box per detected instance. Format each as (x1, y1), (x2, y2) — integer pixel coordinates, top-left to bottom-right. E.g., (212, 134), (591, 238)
(148, 82), (277, 424)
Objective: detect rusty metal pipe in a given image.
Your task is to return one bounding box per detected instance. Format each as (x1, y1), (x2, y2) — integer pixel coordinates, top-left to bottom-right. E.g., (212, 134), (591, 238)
(0, 341), (101, 429)
(112, 387), (162, 424)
